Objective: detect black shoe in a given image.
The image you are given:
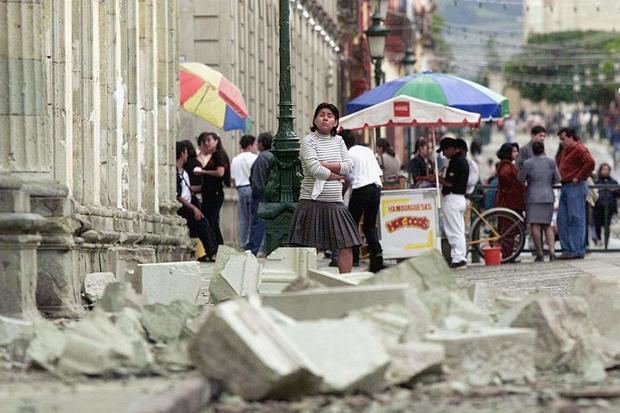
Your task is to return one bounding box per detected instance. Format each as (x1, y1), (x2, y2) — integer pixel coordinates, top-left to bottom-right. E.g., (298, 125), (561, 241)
(534, 256), (544, 262)
(450, 261), (467, 269)
(549, 254), (556, 261)
(558, 252), (579, 260)
(369, 263), (387, 273)
(197, 255), (215, 263)
(328, 258), (338, 267)
(352, 260), (360, 267)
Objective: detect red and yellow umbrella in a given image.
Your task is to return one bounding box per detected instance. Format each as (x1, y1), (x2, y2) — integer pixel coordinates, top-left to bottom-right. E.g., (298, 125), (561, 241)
(179, 62), (250, 131)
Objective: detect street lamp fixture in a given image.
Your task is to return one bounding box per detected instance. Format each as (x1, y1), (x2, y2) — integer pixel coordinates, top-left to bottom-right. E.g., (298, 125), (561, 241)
(365, 7), (389, 138)
(402, 47), (417, 76)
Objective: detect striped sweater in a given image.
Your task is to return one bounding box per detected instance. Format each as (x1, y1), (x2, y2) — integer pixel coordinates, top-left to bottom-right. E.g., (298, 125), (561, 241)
(299, 132), (353, 202)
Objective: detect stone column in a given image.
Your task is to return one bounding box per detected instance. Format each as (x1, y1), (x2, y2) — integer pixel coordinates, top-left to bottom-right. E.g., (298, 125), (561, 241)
(0, 0), (49, 177)
(0, 175), (43, 319)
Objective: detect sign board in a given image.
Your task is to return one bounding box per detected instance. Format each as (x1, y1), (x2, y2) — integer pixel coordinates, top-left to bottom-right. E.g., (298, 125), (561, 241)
(379, 188), (439, 259)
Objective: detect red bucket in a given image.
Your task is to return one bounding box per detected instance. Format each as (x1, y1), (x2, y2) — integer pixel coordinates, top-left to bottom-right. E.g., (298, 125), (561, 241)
(482, 246), (502, 266)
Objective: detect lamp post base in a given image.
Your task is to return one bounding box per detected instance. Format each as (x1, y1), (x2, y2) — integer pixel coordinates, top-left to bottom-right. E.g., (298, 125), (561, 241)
(259, 202), (297, 255)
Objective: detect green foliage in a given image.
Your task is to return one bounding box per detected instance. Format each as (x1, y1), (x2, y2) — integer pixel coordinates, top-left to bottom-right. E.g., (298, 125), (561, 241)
(504, 31), (619, 105)
(430, 14), (454, 72)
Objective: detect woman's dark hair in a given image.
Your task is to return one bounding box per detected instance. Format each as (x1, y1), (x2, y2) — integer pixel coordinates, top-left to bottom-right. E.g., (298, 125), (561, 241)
(175, 140), (187, 160)
(414, 138), (428, 154)
(377, 138), (396, 157)
(532, 141), (545, 156)
(180, 139), (197, 158)
(310, 102), (339, 136)
(197, 132), (223, 151)
(598, 163), (612, 176)
(496, 142), (516, 161)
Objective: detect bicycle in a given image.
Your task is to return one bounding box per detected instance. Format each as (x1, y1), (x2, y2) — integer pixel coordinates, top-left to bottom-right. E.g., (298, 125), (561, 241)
(468, 205), (526, 263)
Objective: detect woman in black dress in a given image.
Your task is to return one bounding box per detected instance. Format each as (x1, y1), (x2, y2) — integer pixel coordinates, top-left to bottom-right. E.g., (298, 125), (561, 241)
(193, 132), (230, 245)
(593, 163), (619, 248)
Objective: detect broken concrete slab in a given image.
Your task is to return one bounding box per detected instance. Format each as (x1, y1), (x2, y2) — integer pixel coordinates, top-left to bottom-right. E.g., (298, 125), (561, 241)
(307, 268), (375, 287)
(346, 304), (427, 345)
(0, 315), (33, 347)
(385, 341), (445, 385)
(501, 296), (619, 378)
(136, 261), (202, 305)
(572, 275), (620, 348)
(191, 298), (322, 400)
(107, 247), (156, 284)
(425, 328), (536, 386)
(209, 252), (261, 304)
(259, 247), (317, 294)
(57, 310), (154, 375)
(282, 318), (390, 394)
(25, 319), (66, 371)
(261, 284), (430, 324)
(362, 250), (456, 292)
(419, 288), (492, 331)
(98, 282), (144, 312)
(83, 272), (116, 303)
(282, 276), (324, 292)
(471, 281), (540, 319)
(141, 301), (199, 343)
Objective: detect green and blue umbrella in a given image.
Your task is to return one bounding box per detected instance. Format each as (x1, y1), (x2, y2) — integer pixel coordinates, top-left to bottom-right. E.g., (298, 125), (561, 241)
(347, 71), (510, 121)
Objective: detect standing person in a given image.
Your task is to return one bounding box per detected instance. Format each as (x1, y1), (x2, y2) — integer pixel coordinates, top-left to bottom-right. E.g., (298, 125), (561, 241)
(230, 134), (257, 250)
(194, 132), (231, 245)
(556, 127), (595, 259)
(593, 163), (619, 248)
(407, 138), (434, 188)
(376, 138), (401, 190)
(437, 137), (469, 269)
(176, 141), (218, 262)
(518, 141), (560, 262)
(517, 125), (547, 170)
(341, 129), (385, 273)
(495, 142), (526, 262)
(288, 103), (361, 274)
(248, 132), (274, 257)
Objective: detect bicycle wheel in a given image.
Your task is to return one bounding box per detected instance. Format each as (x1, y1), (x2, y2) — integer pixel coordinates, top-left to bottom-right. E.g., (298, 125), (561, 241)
(470, 209), (525, 263)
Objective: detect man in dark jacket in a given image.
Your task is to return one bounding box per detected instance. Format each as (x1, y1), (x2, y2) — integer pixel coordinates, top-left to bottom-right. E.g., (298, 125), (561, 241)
(247, 132), (274, 256)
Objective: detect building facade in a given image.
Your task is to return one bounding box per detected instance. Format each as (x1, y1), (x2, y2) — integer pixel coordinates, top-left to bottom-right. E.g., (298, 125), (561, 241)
(525, 0), (620, 36)
(177, 0), (341, 245)
(1, 0), (188, 319)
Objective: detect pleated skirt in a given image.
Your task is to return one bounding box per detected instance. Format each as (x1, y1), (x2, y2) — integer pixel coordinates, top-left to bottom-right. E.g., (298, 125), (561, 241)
(288, 200), (361, 251)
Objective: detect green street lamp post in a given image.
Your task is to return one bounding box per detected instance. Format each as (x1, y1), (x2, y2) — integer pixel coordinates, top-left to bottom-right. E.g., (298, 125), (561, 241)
(401, 46), (417, 172)
(365, 3), (389, 139)
(259, 0), (303, 254)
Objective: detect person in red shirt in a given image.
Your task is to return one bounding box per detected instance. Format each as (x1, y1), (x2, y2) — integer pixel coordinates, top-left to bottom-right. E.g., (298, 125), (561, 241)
(555, 127), (595, 259)
(495, 142), (526, 262)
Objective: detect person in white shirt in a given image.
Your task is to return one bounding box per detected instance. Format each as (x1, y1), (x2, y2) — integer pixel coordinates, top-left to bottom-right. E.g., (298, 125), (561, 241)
(342, 130), (386, 273)
(230, 135), (258, 250)
(176, 141), (218, 261)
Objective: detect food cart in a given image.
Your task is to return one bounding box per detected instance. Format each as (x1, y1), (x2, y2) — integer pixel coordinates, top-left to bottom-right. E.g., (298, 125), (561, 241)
(339, 95), (481, 259)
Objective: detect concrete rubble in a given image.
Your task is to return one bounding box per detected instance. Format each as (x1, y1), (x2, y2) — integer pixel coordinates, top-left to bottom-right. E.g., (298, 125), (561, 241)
(501, 296), (620, 382)
(83, 271), (117, 303)
(6, 246), (620, 406)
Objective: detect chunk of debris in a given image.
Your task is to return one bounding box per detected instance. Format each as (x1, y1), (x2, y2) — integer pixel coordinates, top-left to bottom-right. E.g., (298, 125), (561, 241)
(83, 272), (116, 303)
(572, 275), (620, 348)
(262, 284), (429, 323)
(425, 328), (536, 386)
(191, 298), (322, 400)
(385, 341), (445, 385)
(282, 276), (324, 292)
(419, 288), (492, 331)
(141, 301), (199, 343)
(98, 282), (144, 313)
(260, 247), (317, 294)
(362, 250), (456, 292)
(346, 304), (428, 345)
(281, 318), (390, 394)
(209, 252), (261, 303)
(501, 296), (619, 381)
(307, 268), (375, 287)
(136, 262), (202, 305)
(0, 315), (33, 347)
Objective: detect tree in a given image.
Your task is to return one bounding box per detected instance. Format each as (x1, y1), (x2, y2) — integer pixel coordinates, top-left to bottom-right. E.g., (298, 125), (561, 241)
(476, 38), (502, 87)
(504, 31), (619, 105)
(429, 14), (455, 73)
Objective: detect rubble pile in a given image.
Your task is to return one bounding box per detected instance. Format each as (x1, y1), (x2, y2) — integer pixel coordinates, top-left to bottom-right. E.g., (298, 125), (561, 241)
(2, 248), (619, 404)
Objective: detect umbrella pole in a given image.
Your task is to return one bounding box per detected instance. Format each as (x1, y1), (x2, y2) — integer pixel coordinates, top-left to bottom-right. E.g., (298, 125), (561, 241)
(432, 128), (441, 209)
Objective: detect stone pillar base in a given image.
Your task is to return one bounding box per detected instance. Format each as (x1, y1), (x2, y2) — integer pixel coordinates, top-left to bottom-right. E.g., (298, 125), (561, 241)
(0, 234), (41, 319)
